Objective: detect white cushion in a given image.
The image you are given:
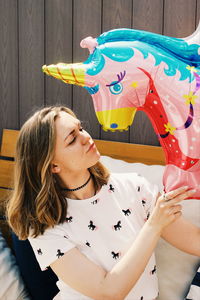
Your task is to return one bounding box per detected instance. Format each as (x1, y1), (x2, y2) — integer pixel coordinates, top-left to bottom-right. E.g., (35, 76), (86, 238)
(0, 232), (30, 300)
(100, 156), (200, 300)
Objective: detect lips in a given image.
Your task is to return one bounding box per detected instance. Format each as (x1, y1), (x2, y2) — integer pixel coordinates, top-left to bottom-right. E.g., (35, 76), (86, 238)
(87, 142), (95, 152)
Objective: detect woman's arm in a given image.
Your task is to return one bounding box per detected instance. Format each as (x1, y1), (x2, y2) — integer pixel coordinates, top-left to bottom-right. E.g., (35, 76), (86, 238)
(161, 216), (200, 256)
(51, 222), (161, 300)
(50, 186), (191, 300)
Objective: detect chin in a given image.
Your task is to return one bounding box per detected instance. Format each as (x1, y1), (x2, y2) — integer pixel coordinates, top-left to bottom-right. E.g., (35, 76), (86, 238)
(89, 152), (101, 168)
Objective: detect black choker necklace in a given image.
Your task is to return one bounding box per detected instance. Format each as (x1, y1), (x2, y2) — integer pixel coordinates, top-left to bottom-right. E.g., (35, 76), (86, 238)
(61, 174), (92, 192)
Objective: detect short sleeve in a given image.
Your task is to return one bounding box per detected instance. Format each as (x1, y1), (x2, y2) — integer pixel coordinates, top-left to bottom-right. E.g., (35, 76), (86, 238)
(28, 224), (75, 271)
(138, 176), (159, 217)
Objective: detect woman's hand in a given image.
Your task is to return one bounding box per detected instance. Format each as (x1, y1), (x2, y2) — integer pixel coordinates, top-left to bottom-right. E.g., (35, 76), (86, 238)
(147, 186), (196, 233)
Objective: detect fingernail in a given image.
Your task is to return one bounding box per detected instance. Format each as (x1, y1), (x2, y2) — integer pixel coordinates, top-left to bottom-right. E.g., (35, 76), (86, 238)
(189, 189), (196, 193)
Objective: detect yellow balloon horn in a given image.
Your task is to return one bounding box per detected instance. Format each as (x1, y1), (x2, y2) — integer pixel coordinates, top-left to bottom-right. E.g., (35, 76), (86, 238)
(42, 62), (87, 87)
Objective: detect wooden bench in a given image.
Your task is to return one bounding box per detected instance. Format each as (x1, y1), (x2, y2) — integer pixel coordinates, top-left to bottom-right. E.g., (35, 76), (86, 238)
(0, 129), (165, 246)
(0, 129), (19, 246)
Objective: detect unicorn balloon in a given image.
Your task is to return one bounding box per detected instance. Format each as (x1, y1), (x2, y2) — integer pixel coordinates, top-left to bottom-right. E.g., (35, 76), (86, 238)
(42, 26), (200, 199)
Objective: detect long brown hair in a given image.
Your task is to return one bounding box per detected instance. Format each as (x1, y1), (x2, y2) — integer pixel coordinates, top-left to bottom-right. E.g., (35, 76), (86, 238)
(7, 106), (109, 240)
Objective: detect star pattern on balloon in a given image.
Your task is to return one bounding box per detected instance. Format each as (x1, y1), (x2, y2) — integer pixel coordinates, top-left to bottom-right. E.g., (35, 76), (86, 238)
(183, 92), (198, 105)
(164, 122), (176, 135)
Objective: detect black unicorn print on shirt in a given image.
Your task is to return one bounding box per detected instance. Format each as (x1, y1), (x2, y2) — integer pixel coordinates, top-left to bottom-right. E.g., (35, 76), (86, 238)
(91, 199), (99, 205)
(142, 199), (146, 206)
(150, 265), (157, 275)
(88, 220), (97, 231)
(56, 249), (64, 258)
(109, 184), (115, 192)
(111, 251), (121, 259)
(144, 211), (150, 222)
(66, 216), (73, 223)
(37, 248), (43, 255)
(122, 208), (132, 216)
(113, 221), (122, 231)
(86, 241), (91, 247)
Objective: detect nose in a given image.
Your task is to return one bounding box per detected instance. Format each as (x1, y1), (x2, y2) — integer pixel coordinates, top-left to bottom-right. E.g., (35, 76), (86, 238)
(80, 130), (90, 144)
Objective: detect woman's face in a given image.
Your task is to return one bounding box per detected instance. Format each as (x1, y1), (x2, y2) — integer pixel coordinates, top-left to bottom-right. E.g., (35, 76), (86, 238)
(52, 111), (100, 175)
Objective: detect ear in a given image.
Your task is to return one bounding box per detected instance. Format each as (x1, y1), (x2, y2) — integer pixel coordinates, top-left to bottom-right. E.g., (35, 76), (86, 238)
(51, 163), (61, 174)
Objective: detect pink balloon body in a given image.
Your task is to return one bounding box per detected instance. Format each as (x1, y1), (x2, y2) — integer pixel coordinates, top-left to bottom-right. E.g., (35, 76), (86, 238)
(43, 28), (200, 199)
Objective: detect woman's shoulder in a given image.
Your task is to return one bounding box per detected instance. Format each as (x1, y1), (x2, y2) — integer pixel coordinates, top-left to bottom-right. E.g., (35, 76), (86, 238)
(108, 172), (147, 192)
(109, 172), (158, 196)
(109, 172), (145, 184)
(28, 221), (68, 242)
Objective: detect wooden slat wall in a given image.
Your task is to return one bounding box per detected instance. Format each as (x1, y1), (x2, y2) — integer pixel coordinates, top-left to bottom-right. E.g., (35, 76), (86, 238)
(101, 0), (132, 143)
(0, 0), (198, 145)
(0, 0), (19, 133)
(18, 0), (45, 126)
(45, 0), (73, 107)
(73, 0), (102, 138)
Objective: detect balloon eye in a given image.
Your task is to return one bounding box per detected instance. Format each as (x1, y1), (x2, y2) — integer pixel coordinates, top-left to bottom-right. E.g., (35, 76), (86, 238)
(109, 82), (123, 95)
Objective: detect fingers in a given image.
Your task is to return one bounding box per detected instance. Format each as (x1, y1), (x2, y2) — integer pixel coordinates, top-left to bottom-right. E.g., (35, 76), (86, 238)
(173, 211), (182, 219)
(159, 187), (196, 206)
(163, 186), (189, 200)
(151, 186), (195, 229)
(167, 204), (182, 215)
(159, 203), (182, 225)
(172, 189), (196, 202)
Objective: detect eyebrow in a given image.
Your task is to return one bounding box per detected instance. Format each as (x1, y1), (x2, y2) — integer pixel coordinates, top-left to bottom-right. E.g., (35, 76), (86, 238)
(64, 121), (81, 142)
(106, 70), (126, 87)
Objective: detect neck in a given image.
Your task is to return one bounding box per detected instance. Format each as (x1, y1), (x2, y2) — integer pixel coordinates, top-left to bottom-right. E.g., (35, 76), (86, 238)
(58, 170), (96, 200)
(67, 179), (96, 200)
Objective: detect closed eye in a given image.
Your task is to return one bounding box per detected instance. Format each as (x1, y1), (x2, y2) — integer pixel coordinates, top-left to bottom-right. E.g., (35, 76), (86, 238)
(106, 71), (126, 87)
(68, 136), (76, 145)
(68, 127), (84, 145)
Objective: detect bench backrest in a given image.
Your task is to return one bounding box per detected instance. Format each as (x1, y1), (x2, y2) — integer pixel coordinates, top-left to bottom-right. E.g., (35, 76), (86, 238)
(0, 129), (19, 245)
(0, 129), (19, 207)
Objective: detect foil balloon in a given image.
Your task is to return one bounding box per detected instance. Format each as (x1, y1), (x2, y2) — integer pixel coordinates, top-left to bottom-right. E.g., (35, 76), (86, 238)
(42, 25), (200, 199)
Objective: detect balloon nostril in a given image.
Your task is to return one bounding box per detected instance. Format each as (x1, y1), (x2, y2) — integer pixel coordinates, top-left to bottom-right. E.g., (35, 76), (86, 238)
(110, 123), (118, 129)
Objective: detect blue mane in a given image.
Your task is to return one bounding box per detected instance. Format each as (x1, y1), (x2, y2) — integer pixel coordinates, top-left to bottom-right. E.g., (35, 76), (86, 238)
(84, 28), (200, 82)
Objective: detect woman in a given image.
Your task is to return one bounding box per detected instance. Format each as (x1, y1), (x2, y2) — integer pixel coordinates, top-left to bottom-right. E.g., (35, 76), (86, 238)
(7, 106), (200, 300)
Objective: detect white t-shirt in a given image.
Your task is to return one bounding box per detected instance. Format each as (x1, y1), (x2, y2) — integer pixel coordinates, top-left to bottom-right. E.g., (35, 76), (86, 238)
(29, 173), (159, 300)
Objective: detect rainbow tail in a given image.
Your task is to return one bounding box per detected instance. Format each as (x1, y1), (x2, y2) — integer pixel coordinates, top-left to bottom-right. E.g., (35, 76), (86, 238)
(184, 20), (200, 45)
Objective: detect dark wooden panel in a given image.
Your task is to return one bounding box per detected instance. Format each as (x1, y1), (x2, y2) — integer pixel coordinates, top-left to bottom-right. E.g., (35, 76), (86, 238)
(18, 0), (45, 126)
(45, 0), (73, 107)
(100, 0), (132, 142)
(0, 0), (18, 141)
(164, 0), (196, 38)
(73, 0), (102, 139)
(132, 0), (164, 34)
(102, 0), (132, 30)
(129, 0), (164, 146)
(197, 0), (200, 25)
(130, 112), (159, 146)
